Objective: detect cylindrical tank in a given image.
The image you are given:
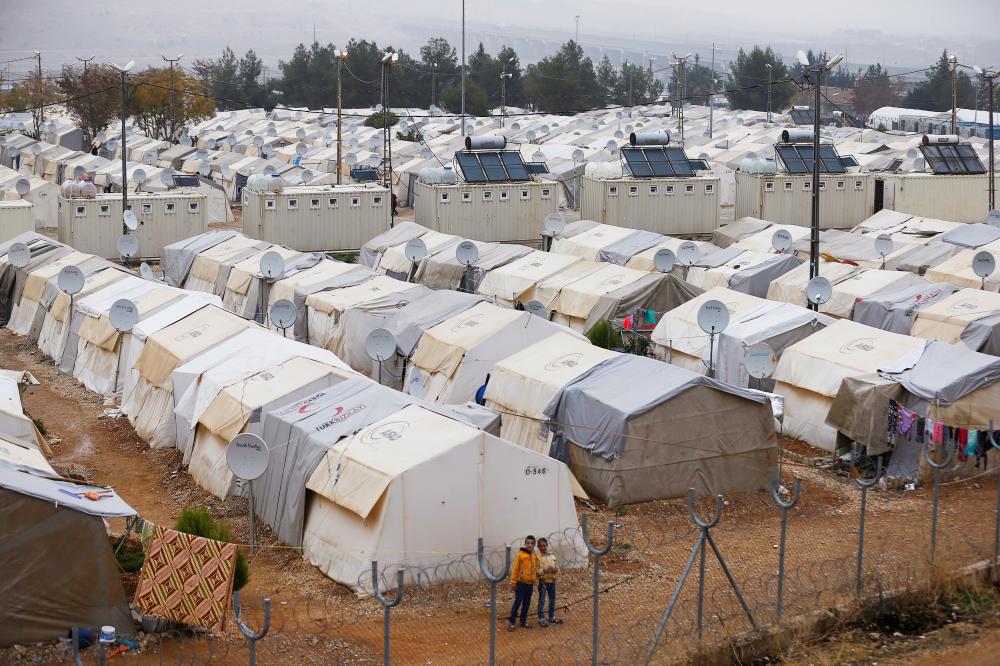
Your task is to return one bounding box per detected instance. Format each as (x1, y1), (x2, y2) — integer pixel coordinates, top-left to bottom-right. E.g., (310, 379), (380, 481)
(419, 166), (458, 184)
(464, 135), (506, 150)
(781, 129), (814, 143)
(245, 174), (270, 192)
(61, 180), (76, 198)
(922, 134), (959, 145)
(629, 131), (670, 146)
(79, 181), (97, 198)
(266, 175), (285, 192)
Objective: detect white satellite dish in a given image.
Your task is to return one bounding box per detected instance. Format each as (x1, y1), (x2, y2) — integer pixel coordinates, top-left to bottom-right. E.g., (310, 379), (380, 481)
(73, 165), (85, 179)
(144, 152), (156, 165)
(605, 139), (617, 152)
(180, 136), (192, 147)
(253, 136), (264, 147)
(365, 328), (396, 361)
(222, 165), (233, 180)
(456, 240), (479, 266)
(295, 128), (306, 139)
(653, 248), (676, 273)
(269, 299), (297, 329)
(198, 163), (212, 177)
(267, 128), (277, 137)
(261, 145), (274, 158)
(109, 298), (139, 332)
(523, 300), (548, 319)
(7, 242), (31, 268)
(259, 251), (285, 279)
(226, 134), (237, 146)
(123, 210), (139, 231)
(345, 152), (358, 166)
(571, 148), (585, 162)
(678, 241), (701, 266)
(132, 168), (147, 184)
(215, 124), (225, 132)
(796, 50), (810, 67)
(300, 169), (314, 184)
(226, 433), (269, 481)
(117, 233), (139, 258)
(806, 276), (833, 305)
(14, 179), (30, 196)
(295, 143), (308, 156)
(614, 130), (624, 139)
(5, 146), (18, 158)
(160, 168), (176, 186)
(986, 210), (1000, 228)
(195, 149), (208, 160)
(207, 139), (218, 150)
(697, 299), (730, 334)
(972, 251), (996, 278)
(58, 266), (85, 295)
(139, 262), (155, 280)
(29, 144), (41, 156)
(543, 212), (566, 235)
(744, 342), (776, 379)
(875, 234), (894, 257)
(404, 238), (428, 263)
(526, 130), (537, 141)
(771, 229), (792, 252)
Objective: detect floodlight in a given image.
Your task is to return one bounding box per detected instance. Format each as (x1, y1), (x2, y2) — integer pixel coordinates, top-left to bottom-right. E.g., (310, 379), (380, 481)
(825, 53), (844, 70)
(796, 50), (810, 67)
(109, 60), (134, 73)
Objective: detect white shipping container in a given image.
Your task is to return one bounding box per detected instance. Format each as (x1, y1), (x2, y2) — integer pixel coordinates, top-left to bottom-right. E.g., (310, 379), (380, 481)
(242, 184), (392, 252)
(874, 173), (1000, 224)
(413, 180), (558, 243)
(735, 171), (874, 230)
(58, 192), (208, 259)
(579, 175), (720, 236)
(0, 200), (35, 242)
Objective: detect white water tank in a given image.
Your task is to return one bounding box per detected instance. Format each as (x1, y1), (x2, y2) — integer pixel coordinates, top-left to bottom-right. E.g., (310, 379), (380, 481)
(266, 175), (285, 192)
(79, 181), (97, 198)
(419, 166), (458, 185)
(246, 174), (270, 192)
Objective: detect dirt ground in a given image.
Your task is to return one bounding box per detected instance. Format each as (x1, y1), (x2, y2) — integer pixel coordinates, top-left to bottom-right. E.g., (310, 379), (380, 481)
(3, 324), (1000, 664)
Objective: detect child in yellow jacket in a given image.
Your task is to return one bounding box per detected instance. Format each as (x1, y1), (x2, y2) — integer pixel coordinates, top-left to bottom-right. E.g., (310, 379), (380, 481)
(508, 535), (538, 631)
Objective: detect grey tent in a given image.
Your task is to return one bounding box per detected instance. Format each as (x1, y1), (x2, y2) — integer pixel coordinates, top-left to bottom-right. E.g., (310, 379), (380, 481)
(418, 240), (532, 291)
(852, 281), (959, 334)
(598, 230), (665, 265)
(544, 355), (777, 507)
(0, 233), (72, 325)
(885, 240), (963, 275)
(161, 230), (239, 287)
(712, 217), (772, 248)
(360, 221), (428, 269)
(940, 223), (1000, 249)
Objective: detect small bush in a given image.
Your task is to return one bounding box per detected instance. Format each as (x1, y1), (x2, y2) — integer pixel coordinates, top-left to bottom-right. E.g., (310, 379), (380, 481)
(587, 320), (614, 349)
(174, 507), (249, 591)
(114, 537), (145, 572)
(365, 111), (399, 129)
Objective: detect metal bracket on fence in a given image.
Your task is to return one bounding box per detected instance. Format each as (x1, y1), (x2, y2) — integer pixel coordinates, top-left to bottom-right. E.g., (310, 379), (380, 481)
(477, 538), (512, 666)
(232, 589), (271, 666)
(581, 512), (615, 666)
(769, 476), (801, 621)
(372, 561), (404, 666)
(854, 457), (883, 597)
(645, 489), (756, 664)
(923, 438), (954, 563)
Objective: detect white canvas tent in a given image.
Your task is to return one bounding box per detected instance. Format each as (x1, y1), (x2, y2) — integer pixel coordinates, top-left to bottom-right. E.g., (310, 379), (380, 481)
(910, 288), (1000, 355)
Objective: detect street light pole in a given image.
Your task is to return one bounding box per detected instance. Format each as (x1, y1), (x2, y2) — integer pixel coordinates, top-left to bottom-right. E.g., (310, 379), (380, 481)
(575, 15), (580, 44)
(380, 51), (398, 192)
(949, 53), (958, 135)
(975, 66), (997, 212)
(75, 55), (95, 73)
(430, 63), (437, 108)
(161, 53), (183, 142)
(765, 63), (773, 123)
(336, 49), (348, 185)
(708, 43), (716, 138)
(109, 60), (134, 235)
(460, 0), (466, 136)
(672, 52), (691, 144)
(500, 59), (512, 128)
(35, 51), (43, 131)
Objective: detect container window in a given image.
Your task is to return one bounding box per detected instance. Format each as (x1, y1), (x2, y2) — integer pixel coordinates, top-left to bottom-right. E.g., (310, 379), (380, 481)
(803, 181), (812, 191)
(75, 205), (87, 217)
(783, 181), (793, 191)
(287, 198), (298, 210)
(188, 201), (200, 213)
(520, 189), (530, 200)
(665, 185), (675, 195)
(499, 190), (509, 201)
(461, 191), (472, 202)
(608, 186), (618, 197)
(836, 180), (845, 190)
(818, 180), (826, 191)
(483, 190), (493, 201)
(351, 197), (361, 207)
(440, 192), (450, 203)
(310, 198), (321, 209)
(684, 184), (694, 194)
(854, 179), (864, 190)
(165, 203), (176, 214)
(704, 184), (714, 194)
(628, 185), (639, 196)
(99, 204), (110, 217)
(141, 203), (152, 214)
(764, 182), (775, 192)
(328, 197), (339, 208)
(541, 188), (551, 199)
(372, 195), (383, 207)
(649, 185), (658, 196)
(265, 199), (276, 210)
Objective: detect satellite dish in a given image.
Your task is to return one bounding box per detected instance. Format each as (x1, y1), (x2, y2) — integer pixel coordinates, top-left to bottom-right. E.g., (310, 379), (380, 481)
(523, 300), (548, 319)
(653, 248), (676, 273)
(117, 233), (139, 258)
(261, 145), (274, 158)
(226, 134), (237, 145)
(697, 299), (730, 334)
(874, 234), (894, 257)
(206, 139), (218, 150)
(345, 152), (358, 166)
(139, 262), (155, 280)
(253, 136), (264, 147)
(365, 328), (396, 361)
(215, 124), (225, 132)
(144, 152), (156, 165)
(267, 128), (277, 137)
(222, 165), (233, 180)
(744, 342), (776, 379)
(806, 276), (833, 305)
(73, 165), (85, 179)
(295, 143), (308, 156)
(456, 240), (479, 266)
(972, 251), (996, 278)
(614, 130), (624, 139)
(259, 251), (285, 279)
(986, 210), (1000, 228)
(132, 168), (147, 184)
(263, 165), (277, 176)
(14, 179), (30, 196)
(226, 433), (269, 481)
(678, 241), (701, 266)
(572, 148), (585, 162)
(58, 266), (85, 295)
(195, 149), (208, 160)
(122, 209), (139, 231)
(7, 242), (31, 268)
(196, 162), (211, 177)
(295, 128), (306, 139)
(180, 136), (192, 147)
(269, 299), (297, 329)
(526, 130), (537, 141)
(160, 168), (176, 186)
(796, 50), (810, 67)
(543, 212), (566, 235)
(404, 238), (427, 263)
(29, 144), (41, 156)
(605, 139), (617, 152)
(109, 298), (139, 332)
(300, 169), (314, 184)
(771, 229), (792, 252)
(5, 146), (17, 158)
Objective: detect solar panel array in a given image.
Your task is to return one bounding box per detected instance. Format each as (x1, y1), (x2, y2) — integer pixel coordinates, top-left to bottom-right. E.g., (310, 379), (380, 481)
(622, 146), (695, 178)
(790, 109), (814, 125)
(775, 144), (847, 174)
(919, 143), (986, 175)
(455, 150), (531, 182)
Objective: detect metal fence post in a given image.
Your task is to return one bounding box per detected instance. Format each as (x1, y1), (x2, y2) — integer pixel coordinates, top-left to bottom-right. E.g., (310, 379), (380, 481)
(70, 627), (82, 666)
(854, 458), (882, 597)
(769, 476), (802, 621)
(372, 561), (404, 666)
(581, 512), (615, 666)
(923, 439), (954, 563)
(477, 538), (512, 666)
(232, 589), (271, 666)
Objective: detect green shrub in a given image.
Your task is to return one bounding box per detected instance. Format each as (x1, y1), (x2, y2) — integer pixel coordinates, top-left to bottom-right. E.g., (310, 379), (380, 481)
(174, 507), (249, 591)
(364, 111), (399, 129)
(114, 538), (145, 572)
(586, 320), (613, 349)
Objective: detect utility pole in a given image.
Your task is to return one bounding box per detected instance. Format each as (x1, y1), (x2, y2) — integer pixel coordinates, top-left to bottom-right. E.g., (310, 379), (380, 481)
(336, 49), (347, 184)
(949, 53), (958, 135)
(575, 15), (580, 44)
(161, 53), (183, 142)
(672, 52), (691, 144)
(500, 59), (512, 128)
(708, 43), (716, 138)
(75, 55), (95, 73)
(765, 63), (773, 123)
(109, 61), (134, 234)
(975, 66), (997, 212)
(460, 0), (466, 136)
(380, 51), (398, 192)
(430, 63), (437, 108)
(35, 51), (43, 131)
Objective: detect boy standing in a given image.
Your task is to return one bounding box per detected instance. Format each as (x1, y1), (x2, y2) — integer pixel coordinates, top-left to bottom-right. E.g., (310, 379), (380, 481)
(508, 535), (538, 631)
(536, 538), (562, 626)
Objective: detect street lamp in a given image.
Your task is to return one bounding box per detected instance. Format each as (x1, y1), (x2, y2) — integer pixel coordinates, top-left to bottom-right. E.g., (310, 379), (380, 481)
(75, 55), (95, 72)
(335, 49), (348, 184)
(109, 60), (135, 234)
(973, 65), (997, 213)
(161, 53), (183, 142)
(430, 62), (438, 108)
(500, 58), (512, 128)
(765, 63), (773, 123)
(460, 0), (466, 136)
(801, 50), (843, 307)
(671, 52), (691, 144)
(380, 51), (399, 193)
